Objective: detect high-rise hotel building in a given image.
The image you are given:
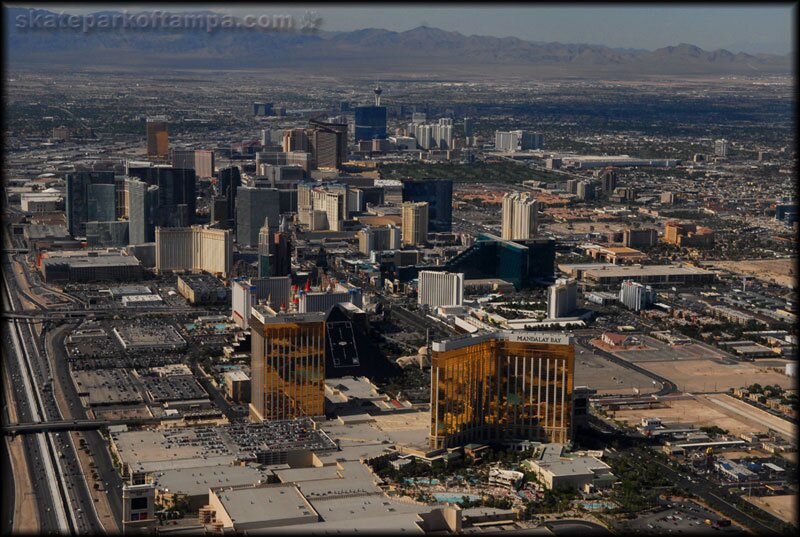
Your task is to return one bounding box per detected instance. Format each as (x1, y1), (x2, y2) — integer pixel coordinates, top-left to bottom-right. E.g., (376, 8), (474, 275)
(155, 225), (232, 277)
(146, 117), (169, 159)
(248, 305), (326, 422)
(501, 192), (539, 241)
(430, 331), (574, 449)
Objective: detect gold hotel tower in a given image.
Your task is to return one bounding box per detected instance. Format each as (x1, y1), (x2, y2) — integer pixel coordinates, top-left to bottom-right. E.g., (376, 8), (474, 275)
(248, 306), (326, 422)
(430, 331), (574, 449)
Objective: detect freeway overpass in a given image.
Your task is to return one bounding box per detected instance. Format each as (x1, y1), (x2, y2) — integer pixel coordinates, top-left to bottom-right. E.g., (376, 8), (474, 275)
(3, 416), (183, 436)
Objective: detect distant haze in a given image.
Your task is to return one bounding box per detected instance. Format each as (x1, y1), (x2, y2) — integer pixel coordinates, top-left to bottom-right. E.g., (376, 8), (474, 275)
(6, 3), (795, 55)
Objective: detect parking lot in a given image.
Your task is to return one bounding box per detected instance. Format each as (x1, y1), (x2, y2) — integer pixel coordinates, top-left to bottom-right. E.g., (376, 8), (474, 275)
(615, 499), (742, 534)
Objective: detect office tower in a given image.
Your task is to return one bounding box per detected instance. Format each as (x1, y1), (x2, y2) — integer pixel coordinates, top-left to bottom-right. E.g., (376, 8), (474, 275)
(86, 183), (116, 223)
(217, 166), (242, 228)
(253, 102), (273, 116)
(623, 228), (658, 248)
(501, 192), (539, 241)
(235, 186), (280, 247)
(146, 118), (168, 159)
(272, 230), (291, 277)
(619, 280), (656, 312)
(599, 168), (618, 196)
(546, 158), (562, 170)
(258, 218), (272, 278)
(660, 191), (676, 205)
(402, 179), (453, 232)
(309, 120), (347, 169)
(193, 150), (214, 179)
(127, 167), (197, 227)
(576, 180), (595, 201)
(430, 330), (575, 449)
(714, 139), (729, 157)
(122, 483), (157, 533)
(418, 270), (464, 308)
(357, 225), (401, 255)
(547, 278), (578, 319)
(155, 226), (232, 277)
(65, 171), (115, 237)
(217, 166), (241, 230)
(270, 216), (292, 278)
(347, 188), (365, 214)
(115, 174), (127, 219)
(494, 130), (544, 151)
(463, 117), (474, 139)
(210, 197), (228, 228)
(260, 129), (271, 147)
(282, 128), (309, 152)
(249, 307), (326, 422)
(354, 106), (388, 141)
(86, 221), (129, 248)
(566, 179), (578, 195)
(126, 178), (159, 245)
(402, 202), (429, 246)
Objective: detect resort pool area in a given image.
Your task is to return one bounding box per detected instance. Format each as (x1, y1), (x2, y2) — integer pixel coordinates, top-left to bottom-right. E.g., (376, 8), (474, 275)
(433, 493), (481, 504)
(184, 323), (196, 331)
(404, 478), (440, 485)
(580, 501), (616, 511)
(214, 323), (228, 331)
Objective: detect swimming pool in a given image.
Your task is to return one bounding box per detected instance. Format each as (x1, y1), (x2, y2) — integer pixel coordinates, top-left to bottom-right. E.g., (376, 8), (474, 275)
(580, 501), (615, 511)
(433, 493), (481, 504)
(184, 323), (196, 331)
(214, 323), (228, 331)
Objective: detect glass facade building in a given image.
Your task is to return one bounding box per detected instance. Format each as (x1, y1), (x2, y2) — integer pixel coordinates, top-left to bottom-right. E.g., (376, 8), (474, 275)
(430, 331), (574, 449)
(126, 167), (196, 228)
(444, 235), (555, 289)
(249, 309), (326, 422)
(354, 106), (387, 141)
(65, 171), (116, 237)
(402, 179), (453, 232)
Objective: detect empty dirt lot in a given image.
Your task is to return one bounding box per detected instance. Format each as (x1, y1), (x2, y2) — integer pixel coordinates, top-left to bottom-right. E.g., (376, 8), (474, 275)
(637, 359), (793, 394)
(708, 258), (797, 289)
(611, 397), (757, 436)
(745, 495), (798, 527)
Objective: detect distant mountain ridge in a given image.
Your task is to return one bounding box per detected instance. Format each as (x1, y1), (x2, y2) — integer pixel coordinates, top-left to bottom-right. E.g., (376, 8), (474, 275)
(4, 7), (793, 74)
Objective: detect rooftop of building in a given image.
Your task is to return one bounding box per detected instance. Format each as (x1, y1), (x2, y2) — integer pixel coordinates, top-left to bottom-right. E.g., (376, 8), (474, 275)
(582, 264), (714, 277)
(212, 483), (318, 526)
(152, 464), (271, 498)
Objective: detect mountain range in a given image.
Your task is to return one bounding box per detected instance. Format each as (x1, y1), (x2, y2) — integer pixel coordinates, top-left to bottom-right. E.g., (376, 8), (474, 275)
(4, 7), (793, 76)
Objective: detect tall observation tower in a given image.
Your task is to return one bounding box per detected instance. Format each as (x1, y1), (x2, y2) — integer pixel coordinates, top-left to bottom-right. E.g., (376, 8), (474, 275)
(374, 85), (383, 106)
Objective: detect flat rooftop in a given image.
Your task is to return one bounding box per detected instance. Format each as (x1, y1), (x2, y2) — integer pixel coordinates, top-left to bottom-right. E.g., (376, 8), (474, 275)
(213, 483), (318, 527)
(151, 464), (271, 498)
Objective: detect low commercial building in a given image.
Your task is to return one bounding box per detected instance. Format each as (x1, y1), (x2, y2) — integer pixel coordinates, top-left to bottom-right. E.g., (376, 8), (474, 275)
(177, 273), (230, 305)
(224, 370), (251, 403)
(522, 443), (616, 491)
(41, 250), (143, 283)
(581, 264), (715, 286)
(207, 483), (319, 531)
(153, 464), (272, 512)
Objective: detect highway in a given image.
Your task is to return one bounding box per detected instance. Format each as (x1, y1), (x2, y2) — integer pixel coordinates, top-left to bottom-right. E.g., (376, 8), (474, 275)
(3, 245), (110, 533)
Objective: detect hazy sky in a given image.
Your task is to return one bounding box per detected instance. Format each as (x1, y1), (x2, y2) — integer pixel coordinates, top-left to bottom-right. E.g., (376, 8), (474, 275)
(9, 3), (796, 54)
